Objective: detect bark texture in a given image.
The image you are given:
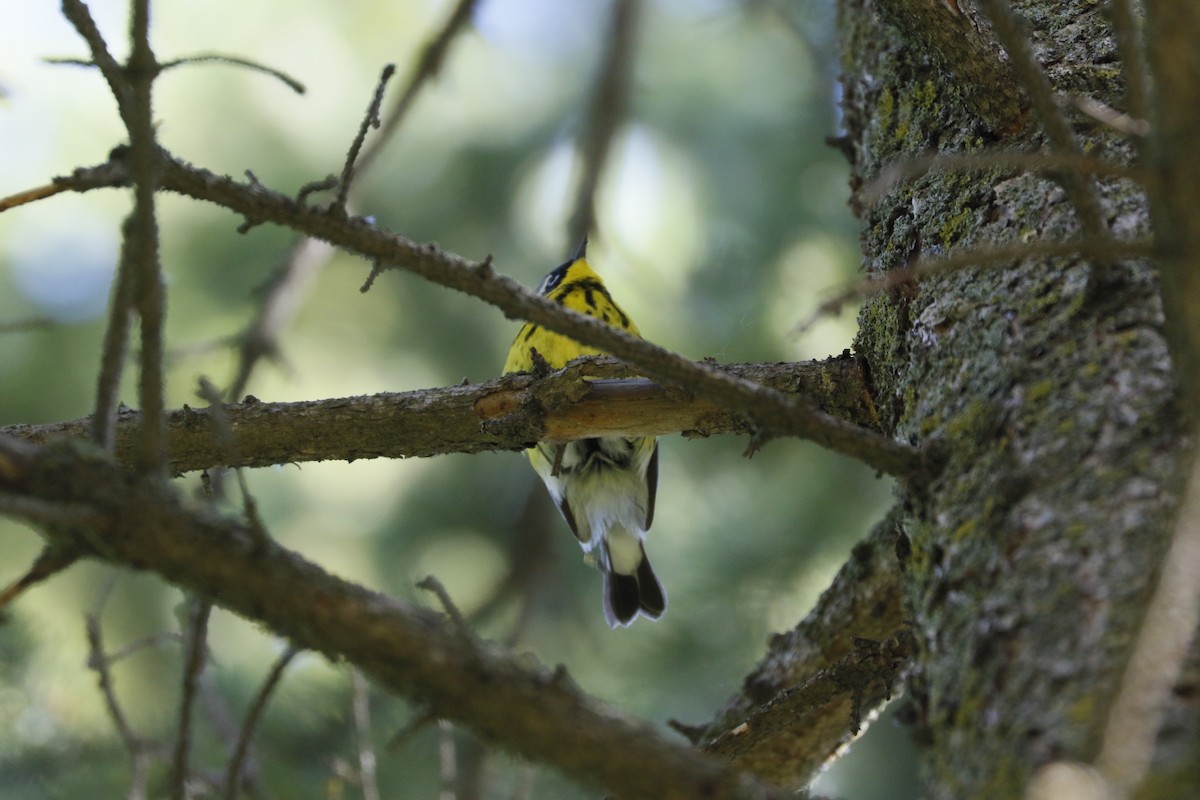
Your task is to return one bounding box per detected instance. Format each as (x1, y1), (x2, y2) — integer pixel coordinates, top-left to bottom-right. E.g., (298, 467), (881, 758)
(839, 0), (1195, 796)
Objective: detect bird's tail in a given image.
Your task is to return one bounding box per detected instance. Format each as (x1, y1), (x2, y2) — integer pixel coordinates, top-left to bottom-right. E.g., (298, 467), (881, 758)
(600, 537), (666, 628)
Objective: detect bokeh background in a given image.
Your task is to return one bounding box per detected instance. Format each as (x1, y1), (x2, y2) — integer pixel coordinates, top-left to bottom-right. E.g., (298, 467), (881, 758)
(0, 1), (916, 797)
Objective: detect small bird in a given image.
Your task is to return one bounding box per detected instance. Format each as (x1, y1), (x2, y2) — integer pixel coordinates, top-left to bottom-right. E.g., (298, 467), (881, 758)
(503, 239), (666, 627)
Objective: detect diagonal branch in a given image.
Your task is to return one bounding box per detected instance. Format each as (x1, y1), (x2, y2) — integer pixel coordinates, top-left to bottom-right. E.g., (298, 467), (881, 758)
(356, 0), (482, 177)
(59, 0), (132, 123)
(0, 434), (798, 800)
(975, 0), (1108, 242)
(567, 0), (640, 244)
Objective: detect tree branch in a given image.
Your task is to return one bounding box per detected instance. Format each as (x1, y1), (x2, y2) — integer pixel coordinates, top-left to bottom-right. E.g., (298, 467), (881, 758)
(567, 0), (640, 244)
(689, 510), (909, 787)
(975, 0), (1108, 244)
(33, 148), (924, 478)
(0, 434), (798, 800)
(2, 357), (879, 475)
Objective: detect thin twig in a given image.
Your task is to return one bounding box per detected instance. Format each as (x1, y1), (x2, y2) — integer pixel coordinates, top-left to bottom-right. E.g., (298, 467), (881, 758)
(357, 0), (483, 176)
(438, 719), (458, 800)
(418, 575), (472, 636)
(59, 0), (132, 122)
(86, 572), (152, 800)
(228, 238), (334, 399)
(386, 708), (439, 752)
(567, 0), (641, 244)
(1094, 447), (1200, 795)
(508, 762), (535, 800)
(0, 545), (80, 612)
(1107, 0), (1150, 128)
(125, 0), (168, 475)
(223, 646), (299, 800)
(95, 631), (185, 666)
(1070, 95), (1149, 138)
(0, 316), (56, 333)
(351, 670), (382, 800)
(196, 377), (270, 548)
(332, 64), (396, 214)
(797, 237), (1155, 331)
(159, 52), (305, 94)
(862, 150), (1140, 207)
(468, 488), (557, 643)
(976, 0), (1108, 241)
(169, 597), (213, 800)
(91, 221), (137, 451)
(221, 0), (479, 392)
(0, 182), (71, 212)
(0, 492), (104, 528)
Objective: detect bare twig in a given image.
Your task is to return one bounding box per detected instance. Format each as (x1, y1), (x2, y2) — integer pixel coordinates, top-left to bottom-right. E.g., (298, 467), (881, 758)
(91, 221), (137, 451)
(418, 575), (472, 636)
(0, 493), (103, 528)
(386, 708), (439, 753)
(10, 147), (917, 474)
(357, 0), (482, 176)
(976, 0), (1108, 241)
(1107, 0), (1150, 128)
(0, 316), (56, 333)
(798, 237), (1155, 331)
(97, 631), (185, 666)
(223, 646), (299, 800)
(0, 544), (80, 612)
(227, 237), (333, 399)
(694, 512), (908, 786)
(1093, 444), (1200, 796)
(224, 0), (480, 394)
(1069, 95), (1149, 138)
(1141, 0), (1200, 412)
(332, 64), (396, 214)
(169, 597), (213, 800)
(0, 182), (72, 212)
(159, 52), (306, 94)
(196, 377), (270, 549)
(438, 719), (458, 800)
(567, 0), (641, 244)
(86, 573), (152, 800)
(351, 670), (382, 800)
(125, 0), (168, 475)
(468, 488), (557, 642)
(59, 0), (132, 121)
(861, 150), (1140, 207)
(508, 763), (535, 800)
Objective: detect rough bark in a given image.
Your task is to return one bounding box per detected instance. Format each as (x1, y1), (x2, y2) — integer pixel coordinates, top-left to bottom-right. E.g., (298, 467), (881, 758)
(839, 0), (1195, 797)
(1, 357), (875, 475)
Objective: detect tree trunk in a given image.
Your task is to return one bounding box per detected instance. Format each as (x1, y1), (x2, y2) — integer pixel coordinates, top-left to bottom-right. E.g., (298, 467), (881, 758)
(838, 0), (1197, 796)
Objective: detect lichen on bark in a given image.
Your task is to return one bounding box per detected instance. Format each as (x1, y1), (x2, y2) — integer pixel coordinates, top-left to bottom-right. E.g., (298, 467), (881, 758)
(839, 0), (1192, 796)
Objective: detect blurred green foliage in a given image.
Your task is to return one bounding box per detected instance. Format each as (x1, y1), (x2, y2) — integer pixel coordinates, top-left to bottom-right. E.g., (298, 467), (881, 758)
(0, 1), (917, 797)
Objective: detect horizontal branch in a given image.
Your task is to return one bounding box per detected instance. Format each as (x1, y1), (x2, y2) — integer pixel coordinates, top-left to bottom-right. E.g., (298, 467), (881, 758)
(2, 357), (880, 475)
(0, 434), (795, 800)
(33, 148), (925, 479)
